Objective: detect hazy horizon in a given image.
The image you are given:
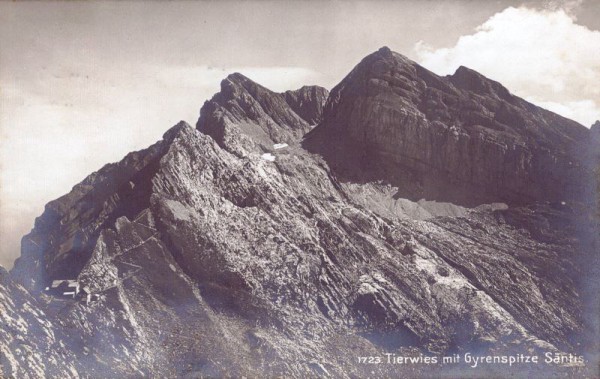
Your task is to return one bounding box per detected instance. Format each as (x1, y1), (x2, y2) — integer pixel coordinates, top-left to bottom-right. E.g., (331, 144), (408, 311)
(1, 0), (599, 268)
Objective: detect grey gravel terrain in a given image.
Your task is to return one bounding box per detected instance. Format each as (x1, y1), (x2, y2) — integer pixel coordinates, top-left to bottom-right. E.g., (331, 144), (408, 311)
(2, 48), (599, 378)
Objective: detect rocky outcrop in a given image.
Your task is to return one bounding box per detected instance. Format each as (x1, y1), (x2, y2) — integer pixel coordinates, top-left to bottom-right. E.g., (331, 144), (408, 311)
(3, 48), (598, 378)
(11, 123), (189, 292)
(284, 85), (329, 125)
(197, 73), (328, 155)
(0, 267), (78, 379)
(305, 46), (591, 207)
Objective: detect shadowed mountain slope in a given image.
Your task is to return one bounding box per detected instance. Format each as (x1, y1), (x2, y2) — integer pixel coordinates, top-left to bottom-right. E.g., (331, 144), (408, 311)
(305, 47), (590, 207)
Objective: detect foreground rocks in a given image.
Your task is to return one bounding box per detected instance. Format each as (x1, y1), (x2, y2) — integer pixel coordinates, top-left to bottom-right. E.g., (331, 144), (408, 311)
(3, 48), (599, 378)
(0, 267), (78, 379)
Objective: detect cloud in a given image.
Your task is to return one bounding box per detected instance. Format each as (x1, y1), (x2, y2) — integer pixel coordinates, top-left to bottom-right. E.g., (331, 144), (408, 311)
(414, 5), (600, 127)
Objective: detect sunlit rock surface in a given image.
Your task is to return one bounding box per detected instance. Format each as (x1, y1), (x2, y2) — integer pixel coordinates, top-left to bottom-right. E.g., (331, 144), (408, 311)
(3, 48), (599, 378)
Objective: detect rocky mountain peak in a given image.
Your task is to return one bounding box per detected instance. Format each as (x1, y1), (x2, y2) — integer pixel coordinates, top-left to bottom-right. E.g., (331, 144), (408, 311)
(306, 47), (591, 206)
(226, 71), (250, 83)
(341, 45), (416, 82)
(10, 122), (192, 292)
(221, 72), (268, 97)
(368, 45), (406, 62)
(162, 120), (193, 140)
(376, 45), (391, 54)
(197, 73), (328, 155)
(3, 47), (598, 378)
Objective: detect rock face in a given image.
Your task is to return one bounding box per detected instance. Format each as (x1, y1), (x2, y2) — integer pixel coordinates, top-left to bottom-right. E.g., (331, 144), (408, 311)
(3, 48), (599, 378)
(0, 267), (78, 379)
(197, 73), (328, 156)
(284, 85), (329, 125)
(305, 47), (590, 206)
(11, 124), (188, 292)
(592, 120), (600, 145)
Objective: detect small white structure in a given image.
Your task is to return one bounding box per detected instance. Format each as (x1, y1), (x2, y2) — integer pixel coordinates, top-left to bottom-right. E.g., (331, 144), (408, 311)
(46, 279), (80, 298)
(261, 153), (276, 162)
(273, 143), (288, 150)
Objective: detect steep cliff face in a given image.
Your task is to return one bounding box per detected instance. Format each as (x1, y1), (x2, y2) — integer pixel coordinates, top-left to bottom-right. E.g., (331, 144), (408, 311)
(3, 48), (598, 378)
(11, 124), (188, 292)
(284, 85), (329, 125)
(305, 47), (590, 206)
(197, 73), (328, 156)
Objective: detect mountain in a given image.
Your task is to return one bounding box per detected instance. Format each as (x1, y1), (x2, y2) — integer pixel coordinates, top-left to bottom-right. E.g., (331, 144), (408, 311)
(3, 48), (599, 378)
(197, 73), (328, 156)
(305, 47), (589, 207)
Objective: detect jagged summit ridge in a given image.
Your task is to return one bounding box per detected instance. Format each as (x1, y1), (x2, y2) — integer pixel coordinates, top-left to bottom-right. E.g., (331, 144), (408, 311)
(3, 47), (598, 378)
(11, 122), (193, 291)
(197, 72), (328, 155)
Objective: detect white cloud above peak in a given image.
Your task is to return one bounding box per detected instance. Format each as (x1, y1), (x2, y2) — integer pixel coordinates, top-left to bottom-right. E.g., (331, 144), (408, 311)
(414, 5), (600, 127)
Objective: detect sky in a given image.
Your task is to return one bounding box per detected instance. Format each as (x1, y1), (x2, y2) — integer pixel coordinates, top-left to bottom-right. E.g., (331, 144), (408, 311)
(1, 0), (599, 268)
